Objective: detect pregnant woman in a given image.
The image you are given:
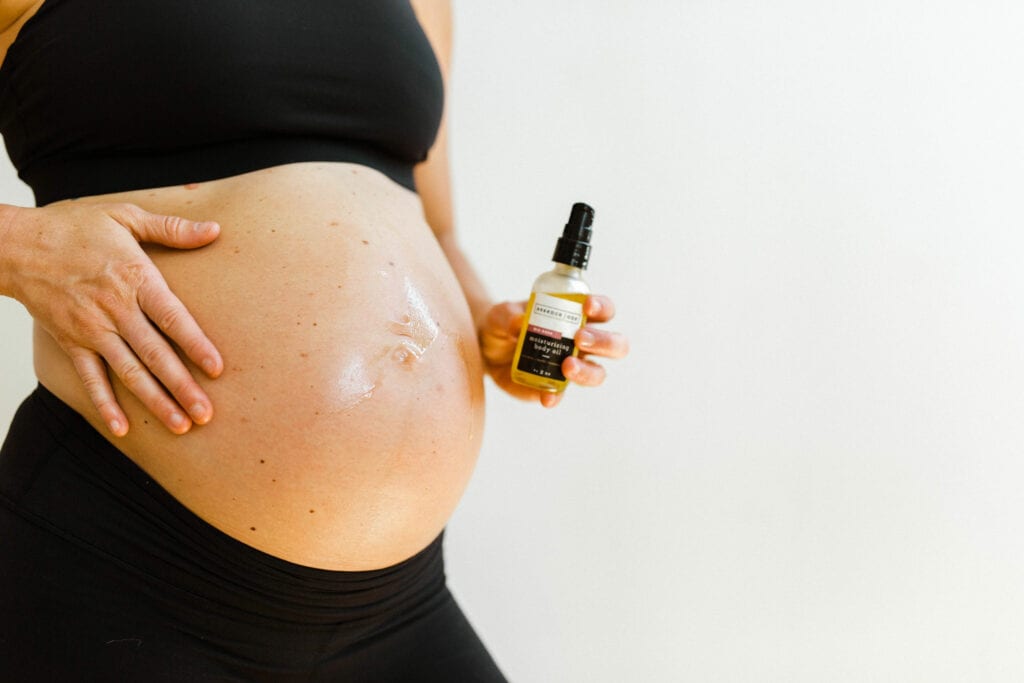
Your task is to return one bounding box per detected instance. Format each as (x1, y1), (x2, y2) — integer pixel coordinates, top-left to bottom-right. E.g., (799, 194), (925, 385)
(0, 0), (627, 680)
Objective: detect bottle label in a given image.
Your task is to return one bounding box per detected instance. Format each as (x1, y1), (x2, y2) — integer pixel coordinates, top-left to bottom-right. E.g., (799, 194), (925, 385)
(516, 293), (584, 380)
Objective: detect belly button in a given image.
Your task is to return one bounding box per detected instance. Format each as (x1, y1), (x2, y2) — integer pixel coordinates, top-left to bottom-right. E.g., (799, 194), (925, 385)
(391, 341), (422, 367)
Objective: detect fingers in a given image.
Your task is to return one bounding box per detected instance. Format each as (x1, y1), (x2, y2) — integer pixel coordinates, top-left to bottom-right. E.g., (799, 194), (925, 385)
(574, 327), (629, 359)
(479, 300), (527, 366)
(136, 277), (223, 379)
(109, 203), (220, 249)
(563, 355), (607, 387)
(96, 332), (193, 435)
(584, 295), (616, 322)
(481, 300), (526, 339)
(69, 347), (129, 436)
(118, 310), (213, 427)
(540, 392), (563, 408)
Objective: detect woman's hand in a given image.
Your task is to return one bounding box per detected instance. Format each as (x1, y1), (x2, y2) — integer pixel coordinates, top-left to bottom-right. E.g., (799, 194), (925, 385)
(0, 202), (224, 436)
(479, 294), (629, 407)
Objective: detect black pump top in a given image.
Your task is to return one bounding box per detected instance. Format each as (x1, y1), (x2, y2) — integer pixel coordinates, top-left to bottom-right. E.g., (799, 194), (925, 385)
(552, 202), (594, 269)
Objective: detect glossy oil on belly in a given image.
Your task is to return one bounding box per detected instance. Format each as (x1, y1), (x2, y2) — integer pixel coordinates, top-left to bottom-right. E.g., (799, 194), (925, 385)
(33, 163), (486, 569)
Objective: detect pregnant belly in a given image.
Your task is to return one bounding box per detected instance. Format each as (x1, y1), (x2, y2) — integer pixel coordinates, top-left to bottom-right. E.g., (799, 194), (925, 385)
(32, 163), (485, 570)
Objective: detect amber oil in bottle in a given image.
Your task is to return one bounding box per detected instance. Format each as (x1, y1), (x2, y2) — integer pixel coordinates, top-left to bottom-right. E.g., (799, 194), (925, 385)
(511, 202), (594, 393)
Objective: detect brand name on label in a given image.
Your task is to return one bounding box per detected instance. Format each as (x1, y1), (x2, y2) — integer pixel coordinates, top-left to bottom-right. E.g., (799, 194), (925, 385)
(534, 304), (582, 326)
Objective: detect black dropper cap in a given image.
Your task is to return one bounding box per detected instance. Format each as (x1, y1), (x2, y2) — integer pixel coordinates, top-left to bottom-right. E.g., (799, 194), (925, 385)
(552, 202), (594, 269)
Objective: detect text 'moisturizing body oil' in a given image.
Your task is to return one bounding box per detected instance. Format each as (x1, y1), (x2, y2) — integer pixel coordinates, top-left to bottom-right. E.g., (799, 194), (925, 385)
(511, 202), (594, 393)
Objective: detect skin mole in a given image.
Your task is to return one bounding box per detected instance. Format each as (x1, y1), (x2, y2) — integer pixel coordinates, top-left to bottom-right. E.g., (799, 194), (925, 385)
(361, 239), (369, 245)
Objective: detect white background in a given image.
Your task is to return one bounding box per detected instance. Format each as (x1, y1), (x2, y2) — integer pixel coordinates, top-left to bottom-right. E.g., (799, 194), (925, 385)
(3, 2), (1024, 681)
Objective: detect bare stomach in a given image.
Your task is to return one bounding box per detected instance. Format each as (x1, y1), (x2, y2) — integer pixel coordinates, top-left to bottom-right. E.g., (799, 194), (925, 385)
(33, 162), (485, 570)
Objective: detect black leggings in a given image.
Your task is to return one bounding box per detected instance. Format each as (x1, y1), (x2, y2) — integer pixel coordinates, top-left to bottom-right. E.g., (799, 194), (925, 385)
(0, 385), (506, 682)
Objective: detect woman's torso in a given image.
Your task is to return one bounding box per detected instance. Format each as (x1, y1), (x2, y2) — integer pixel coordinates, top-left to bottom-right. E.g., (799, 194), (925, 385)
(1, 1), (485, 570)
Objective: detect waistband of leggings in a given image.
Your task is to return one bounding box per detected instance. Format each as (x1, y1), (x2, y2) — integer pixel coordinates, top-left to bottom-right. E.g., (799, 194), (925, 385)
(2, 384), (448, 625)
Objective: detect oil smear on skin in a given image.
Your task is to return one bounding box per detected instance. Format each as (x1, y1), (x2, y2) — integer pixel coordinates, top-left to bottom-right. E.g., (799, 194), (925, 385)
(389, 277), (440, 366)
(330, 276), (439, 412)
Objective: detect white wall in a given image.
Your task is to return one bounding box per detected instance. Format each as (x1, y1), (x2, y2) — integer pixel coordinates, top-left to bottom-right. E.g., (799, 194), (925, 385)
(4, 2), (1024, 681)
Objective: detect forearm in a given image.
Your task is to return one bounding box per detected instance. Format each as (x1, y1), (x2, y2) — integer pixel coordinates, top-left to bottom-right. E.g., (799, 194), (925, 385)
(0, 202), (28, 298)
(436, 231), (492, 333)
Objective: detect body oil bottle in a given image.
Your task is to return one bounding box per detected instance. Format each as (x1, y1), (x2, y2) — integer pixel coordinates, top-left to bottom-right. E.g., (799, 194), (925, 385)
(510, 202), (594, 393)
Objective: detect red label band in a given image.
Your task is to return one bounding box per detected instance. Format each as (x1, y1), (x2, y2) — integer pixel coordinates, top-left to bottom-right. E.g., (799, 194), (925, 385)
(527, 324), (561, 340)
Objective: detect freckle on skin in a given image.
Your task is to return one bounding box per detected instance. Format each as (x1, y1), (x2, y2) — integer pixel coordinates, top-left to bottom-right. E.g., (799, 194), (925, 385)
(330, 221), (340, 226)
(259, 459), (265, 464)
(361, 240), (369, 245)
(300, 352), (308, 358)
(309, 509), (315, 514)
(250, 527), (256, 531)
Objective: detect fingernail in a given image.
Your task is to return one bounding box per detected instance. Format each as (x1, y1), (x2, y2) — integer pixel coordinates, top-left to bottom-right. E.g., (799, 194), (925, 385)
(190, 403), (209, 424)
(169, 412), (187, 430)
(194, 221), (217, 232)
(589, 298), (601, 315)
(109, 419), (124, 435)
(576, 330), (594, 349)
(202, 358), (217, 374)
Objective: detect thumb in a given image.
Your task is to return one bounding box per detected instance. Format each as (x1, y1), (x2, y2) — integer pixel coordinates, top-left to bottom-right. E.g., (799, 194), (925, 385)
(112, 203), (220, 248)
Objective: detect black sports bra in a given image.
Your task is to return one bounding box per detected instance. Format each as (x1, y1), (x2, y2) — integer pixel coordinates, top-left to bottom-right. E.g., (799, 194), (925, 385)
(0, 0), (444, 205)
